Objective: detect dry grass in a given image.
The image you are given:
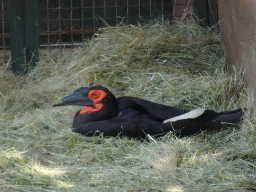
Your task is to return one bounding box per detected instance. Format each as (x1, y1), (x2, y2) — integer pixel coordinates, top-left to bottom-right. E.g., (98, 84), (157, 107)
(0, 18), (256, 192)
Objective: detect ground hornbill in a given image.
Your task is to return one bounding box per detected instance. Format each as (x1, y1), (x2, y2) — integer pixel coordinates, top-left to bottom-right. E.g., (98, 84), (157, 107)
(53, 86), (244, 138)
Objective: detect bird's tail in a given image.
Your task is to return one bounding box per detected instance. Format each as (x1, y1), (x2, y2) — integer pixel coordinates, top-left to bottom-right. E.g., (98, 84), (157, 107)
(210, 109), (244, 124)
(161, 108), (245, 137)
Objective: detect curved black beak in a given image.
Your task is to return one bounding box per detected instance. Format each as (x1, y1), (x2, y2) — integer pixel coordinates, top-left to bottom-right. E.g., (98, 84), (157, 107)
(53, 87), (94, 107)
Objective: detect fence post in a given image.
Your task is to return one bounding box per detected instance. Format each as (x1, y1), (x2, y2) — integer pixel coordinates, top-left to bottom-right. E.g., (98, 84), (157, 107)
(10, 0), (39, 75)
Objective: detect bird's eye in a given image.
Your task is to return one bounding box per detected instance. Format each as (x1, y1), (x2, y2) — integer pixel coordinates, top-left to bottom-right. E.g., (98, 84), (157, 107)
(92, 93), (97, 97)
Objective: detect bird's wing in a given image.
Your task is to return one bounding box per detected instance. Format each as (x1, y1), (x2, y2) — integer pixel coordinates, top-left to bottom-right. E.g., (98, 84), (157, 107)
(72, 115), (167, 138)
(117, 97), (188, 120)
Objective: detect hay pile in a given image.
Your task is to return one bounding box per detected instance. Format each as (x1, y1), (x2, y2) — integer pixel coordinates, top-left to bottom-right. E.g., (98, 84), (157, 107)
(0, 19), (256, 192)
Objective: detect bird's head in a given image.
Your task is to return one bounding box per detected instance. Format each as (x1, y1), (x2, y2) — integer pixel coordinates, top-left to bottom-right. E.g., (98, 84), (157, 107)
(53, 86), (119, 122)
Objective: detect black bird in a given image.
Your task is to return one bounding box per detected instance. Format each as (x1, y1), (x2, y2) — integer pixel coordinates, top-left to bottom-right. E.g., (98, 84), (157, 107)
(53, 86), (244, 138)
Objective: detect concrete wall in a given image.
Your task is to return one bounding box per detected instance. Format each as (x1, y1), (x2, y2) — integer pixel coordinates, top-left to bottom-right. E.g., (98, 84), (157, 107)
(219, 0), (256, 98)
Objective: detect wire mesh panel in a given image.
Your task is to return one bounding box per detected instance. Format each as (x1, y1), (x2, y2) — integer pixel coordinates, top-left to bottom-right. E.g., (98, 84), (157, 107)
(0, 0), (175, 64)
(39, 0), (173, 47)
(0, 0), (220, 64)
(1, 0), (219, 64)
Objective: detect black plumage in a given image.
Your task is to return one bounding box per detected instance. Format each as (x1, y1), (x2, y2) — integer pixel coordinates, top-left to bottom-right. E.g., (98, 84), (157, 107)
(53, 86), (244, 138)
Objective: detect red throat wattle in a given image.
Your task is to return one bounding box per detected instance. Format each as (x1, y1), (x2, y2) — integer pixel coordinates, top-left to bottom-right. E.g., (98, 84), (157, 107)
(79, 103), (104, 114)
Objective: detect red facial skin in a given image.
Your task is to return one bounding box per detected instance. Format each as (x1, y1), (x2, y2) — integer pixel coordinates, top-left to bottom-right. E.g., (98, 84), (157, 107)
(79, 90), (107, 115)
